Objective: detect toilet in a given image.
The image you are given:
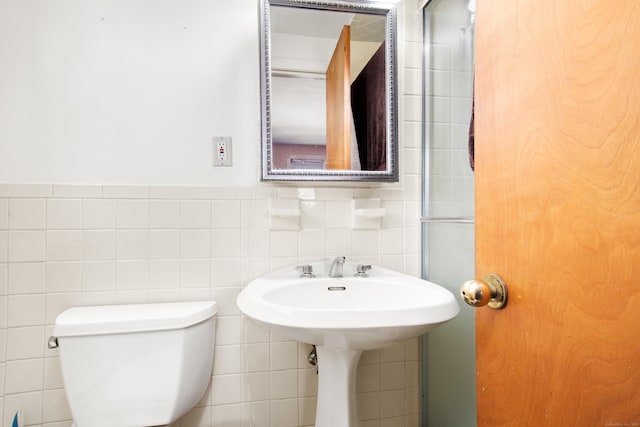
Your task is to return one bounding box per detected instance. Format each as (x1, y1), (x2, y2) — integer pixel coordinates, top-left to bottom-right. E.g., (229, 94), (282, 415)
(51, 301), (217, 427)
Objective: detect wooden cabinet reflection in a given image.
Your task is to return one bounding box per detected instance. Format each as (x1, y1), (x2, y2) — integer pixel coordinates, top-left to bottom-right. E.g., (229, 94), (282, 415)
(272, 33), (386, 171)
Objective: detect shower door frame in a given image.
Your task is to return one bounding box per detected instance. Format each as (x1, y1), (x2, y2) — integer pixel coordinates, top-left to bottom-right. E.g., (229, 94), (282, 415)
(420, 0), (476, 425)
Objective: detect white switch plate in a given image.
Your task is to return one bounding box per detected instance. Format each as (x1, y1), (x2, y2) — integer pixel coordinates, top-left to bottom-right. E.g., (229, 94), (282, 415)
(213, 136), (232, 166)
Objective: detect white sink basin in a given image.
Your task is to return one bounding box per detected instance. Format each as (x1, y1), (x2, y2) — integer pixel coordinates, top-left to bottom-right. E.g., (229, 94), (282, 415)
(237, 260), (460, 427)
(238, 261), (459, 350)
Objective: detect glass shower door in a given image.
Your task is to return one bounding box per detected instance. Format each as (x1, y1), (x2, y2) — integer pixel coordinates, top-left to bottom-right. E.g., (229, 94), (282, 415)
(421, 0), (476, 426)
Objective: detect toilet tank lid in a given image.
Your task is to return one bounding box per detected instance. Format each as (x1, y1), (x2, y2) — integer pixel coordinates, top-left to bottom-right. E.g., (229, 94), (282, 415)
(53, 301), (217, 337)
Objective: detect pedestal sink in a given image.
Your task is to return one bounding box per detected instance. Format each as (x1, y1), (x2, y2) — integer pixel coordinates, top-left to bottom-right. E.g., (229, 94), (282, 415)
(236, 260), (459, 427)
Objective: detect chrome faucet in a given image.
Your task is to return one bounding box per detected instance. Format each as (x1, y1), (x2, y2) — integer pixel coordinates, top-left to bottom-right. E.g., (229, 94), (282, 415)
(328, 256), (346, 278)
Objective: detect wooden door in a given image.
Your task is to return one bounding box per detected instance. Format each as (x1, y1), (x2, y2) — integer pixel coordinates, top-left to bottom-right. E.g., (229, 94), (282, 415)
(474, 1), (640, 426)
(325, 25), (351, 170)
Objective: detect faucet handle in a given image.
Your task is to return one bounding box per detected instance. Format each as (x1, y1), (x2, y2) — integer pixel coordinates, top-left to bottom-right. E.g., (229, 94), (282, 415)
(296, 264), (315, 278)
(355, 264), (372, 277)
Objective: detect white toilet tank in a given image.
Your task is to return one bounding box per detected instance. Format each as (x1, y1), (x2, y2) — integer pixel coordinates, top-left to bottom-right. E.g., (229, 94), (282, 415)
(52, 301), (217, 427)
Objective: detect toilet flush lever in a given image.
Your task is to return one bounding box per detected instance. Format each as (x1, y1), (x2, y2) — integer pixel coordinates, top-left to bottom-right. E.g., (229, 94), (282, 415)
(48, 336), (59, 349)
(460, 274), (508, 310)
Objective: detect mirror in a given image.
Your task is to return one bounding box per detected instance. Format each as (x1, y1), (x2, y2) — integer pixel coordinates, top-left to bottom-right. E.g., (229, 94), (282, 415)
(260, 0), (398, 182)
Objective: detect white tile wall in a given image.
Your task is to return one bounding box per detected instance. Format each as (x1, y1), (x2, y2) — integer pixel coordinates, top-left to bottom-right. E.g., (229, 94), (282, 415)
(426, 0), (475, 220)
(0, 183), (424, 426)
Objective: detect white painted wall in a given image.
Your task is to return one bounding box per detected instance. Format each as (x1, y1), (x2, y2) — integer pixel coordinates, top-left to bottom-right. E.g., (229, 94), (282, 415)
(0, 0), (261, 185)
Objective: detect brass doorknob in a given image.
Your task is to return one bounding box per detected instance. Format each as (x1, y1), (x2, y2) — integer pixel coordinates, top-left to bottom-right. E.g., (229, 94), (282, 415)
(460, 274), (508, 310)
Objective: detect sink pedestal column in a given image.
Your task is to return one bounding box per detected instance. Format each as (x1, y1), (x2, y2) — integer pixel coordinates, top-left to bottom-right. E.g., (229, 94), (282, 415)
(314, 346), (363, 427)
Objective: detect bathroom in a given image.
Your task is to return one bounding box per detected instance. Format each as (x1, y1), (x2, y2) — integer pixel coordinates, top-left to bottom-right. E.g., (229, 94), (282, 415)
(0, 0), (441, 425)
(2, 0), (639, 426)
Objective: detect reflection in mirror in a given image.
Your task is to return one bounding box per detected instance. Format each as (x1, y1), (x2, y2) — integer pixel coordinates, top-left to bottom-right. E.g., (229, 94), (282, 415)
(260, 0), (398, 182)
